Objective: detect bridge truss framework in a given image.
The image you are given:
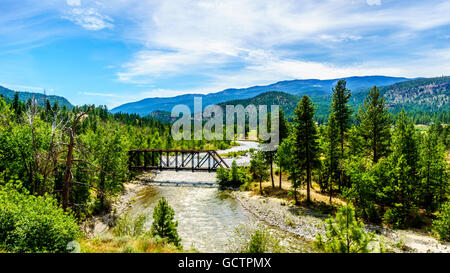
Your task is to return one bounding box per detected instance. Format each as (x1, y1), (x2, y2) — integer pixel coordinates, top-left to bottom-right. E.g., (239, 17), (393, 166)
(128, 149), (230, 172)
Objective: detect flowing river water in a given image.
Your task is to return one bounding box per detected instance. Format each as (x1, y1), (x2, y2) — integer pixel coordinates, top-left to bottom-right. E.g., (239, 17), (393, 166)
(125, 141), (315, 252)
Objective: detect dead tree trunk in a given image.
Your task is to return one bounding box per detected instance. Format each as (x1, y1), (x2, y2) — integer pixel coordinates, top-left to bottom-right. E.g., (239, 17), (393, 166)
(270, 158), (274, 188)
(279, 167), (282, 189)
(62, 107), (92, 211)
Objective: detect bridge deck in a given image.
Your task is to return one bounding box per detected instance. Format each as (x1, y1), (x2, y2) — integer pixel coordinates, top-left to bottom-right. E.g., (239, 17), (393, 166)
(139, 179), (217, 188)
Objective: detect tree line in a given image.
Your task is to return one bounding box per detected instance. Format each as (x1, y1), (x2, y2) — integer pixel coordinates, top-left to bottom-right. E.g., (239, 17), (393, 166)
(253, 81), (449, 234)
(0, 93), (233, 252)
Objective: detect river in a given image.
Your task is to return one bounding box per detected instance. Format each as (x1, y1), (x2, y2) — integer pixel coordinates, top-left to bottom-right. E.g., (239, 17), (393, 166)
(125, 141), (314, 252)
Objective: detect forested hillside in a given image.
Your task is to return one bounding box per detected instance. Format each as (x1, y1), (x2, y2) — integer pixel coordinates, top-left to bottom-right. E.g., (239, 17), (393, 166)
(0, 85), (73, 109)
(243, 81), (450, 245)
(214, 77), (450, 124)
(218, 91), (299, 117)
(352, 76), (450, 116)
(111, 76), (409, 115)
(0, 96), (232, 253)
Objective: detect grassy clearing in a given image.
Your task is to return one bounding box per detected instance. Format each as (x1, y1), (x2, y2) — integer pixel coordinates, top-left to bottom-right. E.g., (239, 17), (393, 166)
(221, 150), (248, 158)
(244, 173), (347, 217)
(80, 234), (185, 253)
(248, 174), (346, 204)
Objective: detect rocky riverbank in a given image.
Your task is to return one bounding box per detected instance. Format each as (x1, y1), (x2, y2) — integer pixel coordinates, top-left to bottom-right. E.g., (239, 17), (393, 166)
(231, 191), (326, 241)
(82, 138), (450, 253)
(81, 172), (156, 238)
(232, 190), (450, 253)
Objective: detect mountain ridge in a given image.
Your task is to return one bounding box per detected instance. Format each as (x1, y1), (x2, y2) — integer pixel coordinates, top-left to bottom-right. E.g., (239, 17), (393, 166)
(0, 85), (73, 108)
(111, 76), (410, 115)
(212, 76), (450, 123)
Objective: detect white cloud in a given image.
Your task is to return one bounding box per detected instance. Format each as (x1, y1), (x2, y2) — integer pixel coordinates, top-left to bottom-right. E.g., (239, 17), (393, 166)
(82, 92), (122, 98)
(366, 0), (381, 6)
(109, 0), (450, 87)
(0, 83), (46, 93)
(66, 0), (81, 7)
(63, 7), (113, 30)
(6, 0), (450, 100)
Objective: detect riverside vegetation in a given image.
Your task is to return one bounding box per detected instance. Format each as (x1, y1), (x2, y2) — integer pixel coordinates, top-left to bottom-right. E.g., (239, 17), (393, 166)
(0, 94), (232, 253)
(0, 77), (449, 253)
(216, 80), (450, 251)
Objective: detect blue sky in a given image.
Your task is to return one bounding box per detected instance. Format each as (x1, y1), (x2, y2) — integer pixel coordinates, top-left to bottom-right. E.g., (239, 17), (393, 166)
(0, 0), (449, 108)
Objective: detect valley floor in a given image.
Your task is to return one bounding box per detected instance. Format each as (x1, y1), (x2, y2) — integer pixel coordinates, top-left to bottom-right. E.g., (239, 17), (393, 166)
(82, 141), (450, 253)
(235, 177), (450, 253)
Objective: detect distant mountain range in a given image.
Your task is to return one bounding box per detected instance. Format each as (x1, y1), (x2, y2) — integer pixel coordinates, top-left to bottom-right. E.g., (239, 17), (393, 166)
(0, 85), (73, 108)
(217, 91), (300, 117)
(146, 76), (450, 123)
(111, 76), (411, 116)
(3, 75), (447, 124)
(353, 76), (450, 112)
(225, 76), (450, 121)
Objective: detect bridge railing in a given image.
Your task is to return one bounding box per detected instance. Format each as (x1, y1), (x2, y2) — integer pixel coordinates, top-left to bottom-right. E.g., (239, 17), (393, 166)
(128, 149), (229, 172)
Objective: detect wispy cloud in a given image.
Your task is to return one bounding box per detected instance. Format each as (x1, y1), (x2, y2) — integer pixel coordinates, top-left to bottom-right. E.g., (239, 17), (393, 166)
(66, 0), (81, 7)
(366, 0), (381, 6)
(1, 0), (449, 105)
(0, 82), (55, 94)
(112, 0), (450, 90)
(62, 7), (113, 31)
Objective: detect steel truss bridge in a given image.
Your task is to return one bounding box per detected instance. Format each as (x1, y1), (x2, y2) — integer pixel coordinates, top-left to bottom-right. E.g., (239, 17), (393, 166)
(128, 149), (229, 172)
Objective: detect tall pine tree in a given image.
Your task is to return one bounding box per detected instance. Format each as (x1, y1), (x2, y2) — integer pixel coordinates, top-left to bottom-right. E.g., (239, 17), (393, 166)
(293, 96), (320, 203)
(357, 86), (391, 163)
(418, 123), (449, 212)
(274, 108), (290, 189)
(12, 92), (22, 122)
(278, 108), (289, 143)
(383, 110), (419, 228)
(331, 79), (352, 159)
(330, 80), (352, 189)
(324, 114), (340, 204)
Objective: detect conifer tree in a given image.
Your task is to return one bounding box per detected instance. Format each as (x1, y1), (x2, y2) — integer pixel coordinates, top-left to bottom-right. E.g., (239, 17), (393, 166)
(315, 205), (378, 253)
(274, 109), (290, 189)
(278, 108), (289, 143)
(392, 110), (419, 181)
(12, 92), (22, 122)
(275, 136), (294, 190)
(293, 96), (320, 203)
(324, 114), (340, 204)
(330, 80), (352, 189)
(357, 86), (391, 163)
(330, 80), (352, 158)
(250, 151), (269, 195)
(419, 124), (449, 211)
(262, 150), (276, 188)
(382, 110), (419, 228)
(151, 197), (181, 247)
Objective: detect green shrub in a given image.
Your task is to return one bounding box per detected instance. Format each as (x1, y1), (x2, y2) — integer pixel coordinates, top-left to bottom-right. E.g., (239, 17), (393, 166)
(432, 201), (450, 242)
(216, 161), (251, 188)
(151, 197), (181, 248)
(382, 204), (418, 229)
(315, 205), (379, 253)
(227, 225), (284, 253)
(120, 243), (137, 253)
(222, 150), (248, 158)
(382, 207), (404, 229)
(239, 181), (253, 191)
(216, 167), (231, 186)
(247, 230), (270, 253)
(114, 213), (148, 237)
(365, 202), (382, 224)
(0, 184), (81, 253)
